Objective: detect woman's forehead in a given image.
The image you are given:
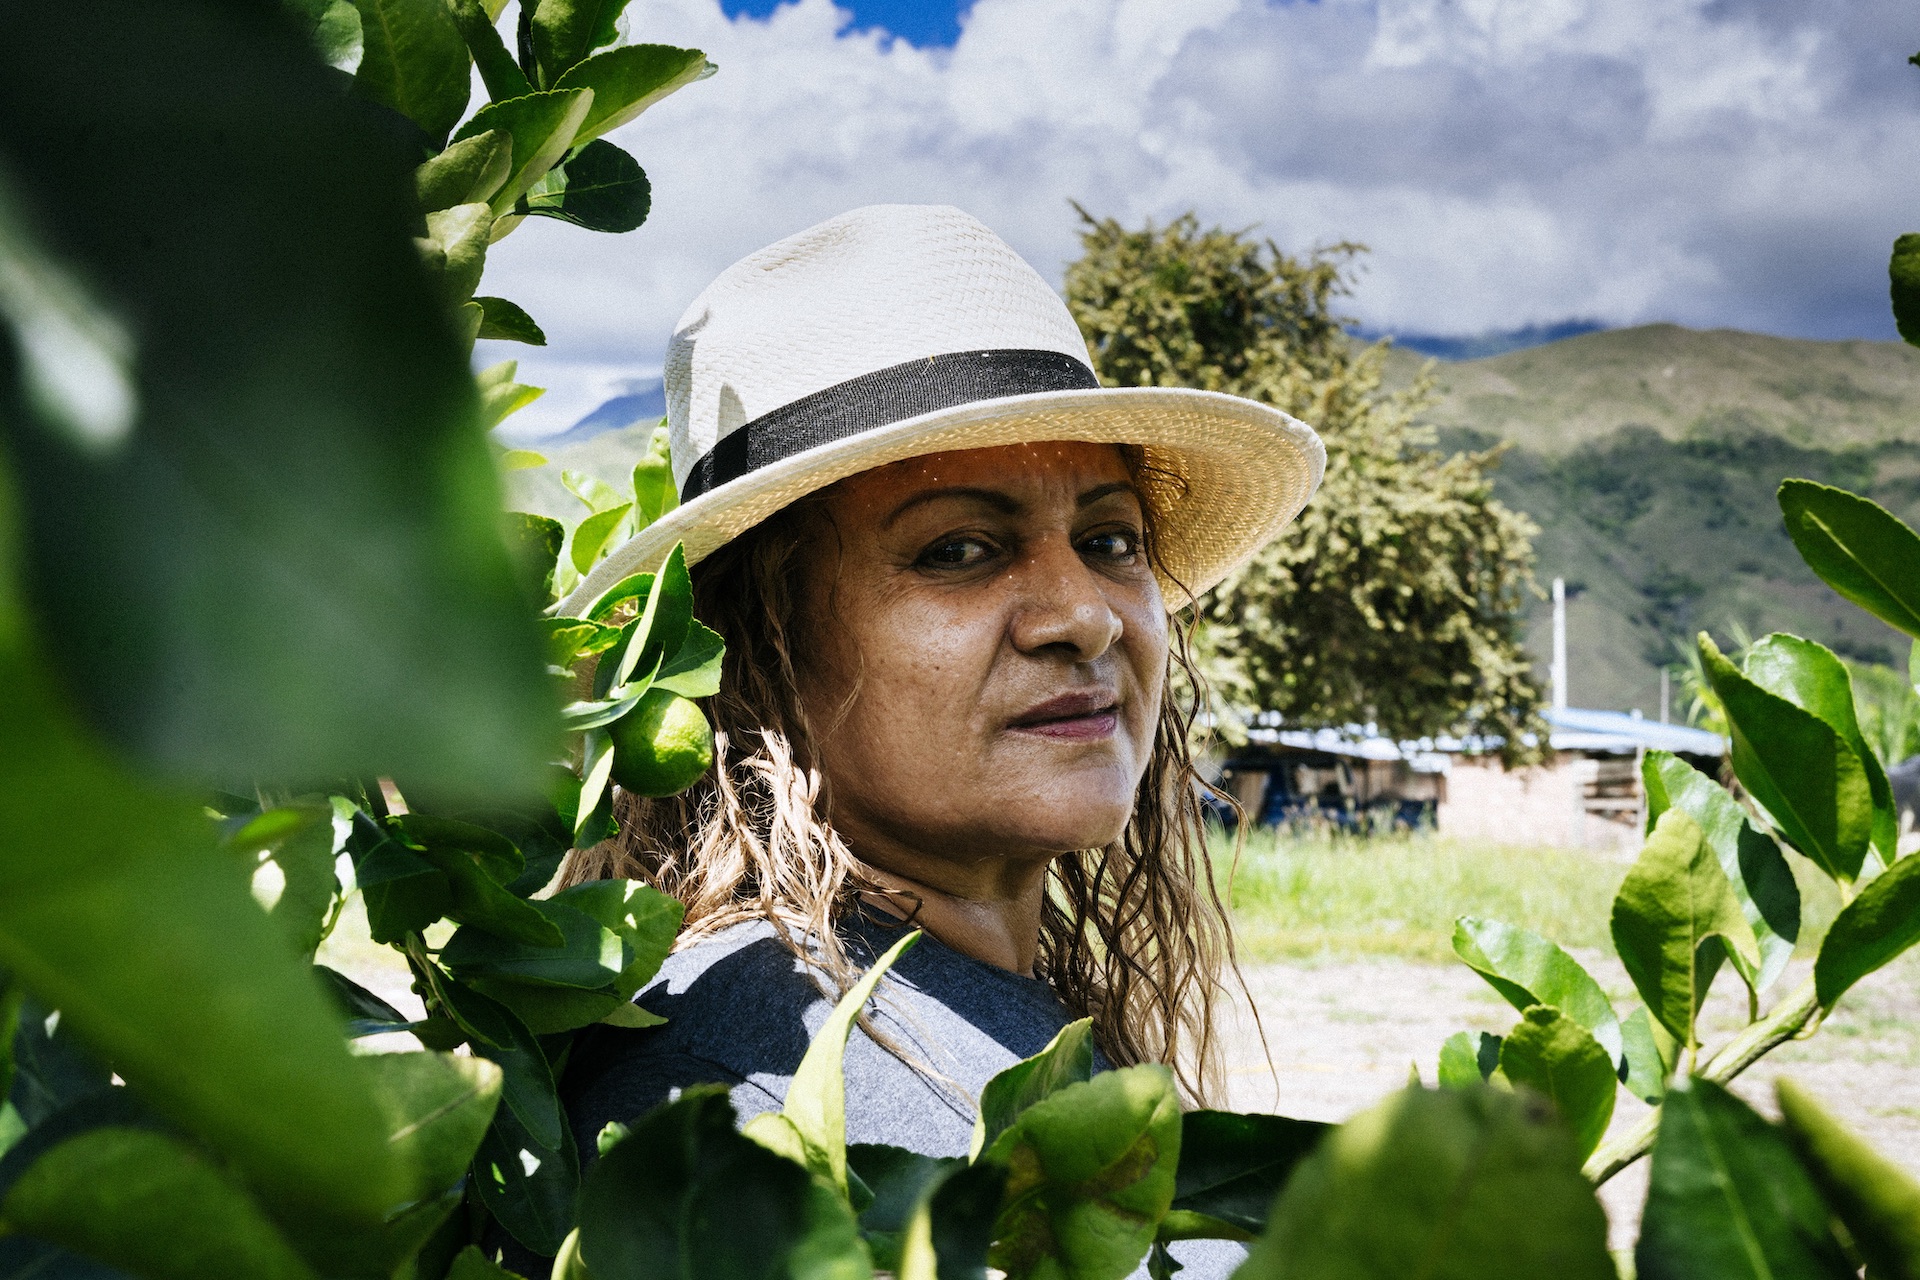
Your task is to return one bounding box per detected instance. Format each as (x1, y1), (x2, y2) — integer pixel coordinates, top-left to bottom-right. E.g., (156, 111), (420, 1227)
(834, 441), (1135, 508)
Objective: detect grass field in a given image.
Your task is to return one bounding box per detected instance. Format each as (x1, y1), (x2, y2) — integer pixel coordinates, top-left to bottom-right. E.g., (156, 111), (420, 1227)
(1217, 827), (1844, 965)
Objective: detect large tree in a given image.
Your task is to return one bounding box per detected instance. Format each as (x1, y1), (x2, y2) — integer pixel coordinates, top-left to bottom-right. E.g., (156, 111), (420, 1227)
(1065, 209), (1543, 754)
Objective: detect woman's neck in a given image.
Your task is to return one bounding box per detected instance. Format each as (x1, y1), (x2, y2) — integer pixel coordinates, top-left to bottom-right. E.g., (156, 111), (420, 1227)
(847, 840), (1054, 976)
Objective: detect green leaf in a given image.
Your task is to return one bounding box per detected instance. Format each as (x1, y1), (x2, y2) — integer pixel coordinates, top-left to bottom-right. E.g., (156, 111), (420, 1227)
(7, 996), (113, 1126)
(567, 467), (632, 515)
(848, 1144), (966, 1269)
(574, 727), (618, 842)
(394, 812), (523, 883)
(598, 1000), (666, 1028)
(415, 844), (562, 946)
(505, 511), (566, 605)
(553, 43), (713, 145)
(1239, 1085), (1612, 1280)
(1813, 850), (1920, 1009)
(890, 1161), (1006, 1280)
(1162, 1110), (1328, 1238)
(1745, 634), (1900, 864)
(415, 130), (514, 213)
(572, 502), (635, 574)
(1619, 1005), (1677, 1105)
(1642, 750), (1801, 994)
(745, 931), (919, 1197)
(415, 202), (493, 306)
(443, 883), (682, 996)
(1894, 233), (1920, 348)
(580, 1086), (870, 1280)
(1497, 1006), (1616, 1162)
(984, 1065), (1182, 1280)
(314, 964), (411, 1035)
(284, 0), (365, 71)
(370, 1051), (503, 1198)
(453, 89), (595, 215)
(632, 429), (678, 527)
(233, 802), (339, 958)
(501, 447), (548, 471)
(357, 832), (456, 940)
(481, 360), (547, 431)
(1776, 1078), (1920, 1280)
(970, 1017), (1094, 1160)
(594, 543), (694, 702)
(1700, 633), (1872, 883)
(525, 140), (651, 234)
(585, 569), (655, 622)
(529, 0), (630, 86)
(445, 0), (533, 101)
(351, 0), (472, 143)
(543, 618), (624, 671)
(653, 620), (724, 699)
(555, 879), (685, 997)
(473, 1076), (580, 1257)
(475, 295), (548, 345)
(1611, 808), (1758, 1048)
(1436, 1031), (1484, 1089)
(1450, 917), (1622, 1066)
(469, 979), (621, 1033)
(1636, 1078), (1853, 1280)
(0, 1127), (318, 1280)
(428, 977), (565, 1152)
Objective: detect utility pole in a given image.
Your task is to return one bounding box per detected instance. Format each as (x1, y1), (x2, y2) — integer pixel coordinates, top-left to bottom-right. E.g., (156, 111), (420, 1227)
(1551, 577), (1568, 713)
(1660, 668), (1670, 725)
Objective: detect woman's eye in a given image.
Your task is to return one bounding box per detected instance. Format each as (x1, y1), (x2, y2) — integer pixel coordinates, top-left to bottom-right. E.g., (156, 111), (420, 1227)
(1082, 529), (1140, 560)
(919, 537), (994, 568)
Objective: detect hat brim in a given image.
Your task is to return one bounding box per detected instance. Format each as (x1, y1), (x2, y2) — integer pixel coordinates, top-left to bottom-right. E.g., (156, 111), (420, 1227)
(556, 386), (1325, 617)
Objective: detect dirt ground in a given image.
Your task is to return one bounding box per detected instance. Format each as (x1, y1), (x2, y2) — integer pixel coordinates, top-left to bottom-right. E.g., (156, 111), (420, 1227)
(1217, 949), (1920, 1252)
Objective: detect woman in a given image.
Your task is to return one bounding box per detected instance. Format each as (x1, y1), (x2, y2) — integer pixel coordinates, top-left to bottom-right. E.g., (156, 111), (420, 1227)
(555, 204), (1322, 1266)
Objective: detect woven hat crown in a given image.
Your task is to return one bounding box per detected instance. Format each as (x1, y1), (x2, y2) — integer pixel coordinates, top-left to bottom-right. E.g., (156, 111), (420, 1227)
(663, 204), (1092, 494)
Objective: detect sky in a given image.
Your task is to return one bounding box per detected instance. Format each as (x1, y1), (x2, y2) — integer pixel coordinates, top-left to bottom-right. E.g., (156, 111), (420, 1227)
(478, 0), (1920, 438)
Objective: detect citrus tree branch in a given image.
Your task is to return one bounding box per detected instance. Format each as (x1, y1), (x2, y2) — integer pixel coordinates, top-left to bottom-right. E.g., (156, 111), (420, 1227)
(1584, 976), (1821, 1184)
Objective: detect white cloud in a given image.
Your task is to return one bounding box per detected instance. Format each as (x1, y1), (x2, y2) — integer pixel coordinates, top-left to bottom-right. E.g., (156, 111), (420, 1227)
(478, 0), (1920, 436)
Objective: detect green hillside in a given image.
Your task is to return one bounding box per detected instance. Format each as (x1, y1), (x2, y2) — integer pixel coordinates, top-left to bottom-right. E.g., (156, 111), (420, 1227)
(1385, 323), (1920, 452)
(1393, 325), (1920, 713)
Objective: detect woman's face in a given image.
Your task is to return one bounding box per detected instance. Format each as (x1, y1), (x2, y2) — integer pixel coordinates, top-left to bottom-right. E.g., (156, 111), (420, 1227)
(793, 441), (1168, 880)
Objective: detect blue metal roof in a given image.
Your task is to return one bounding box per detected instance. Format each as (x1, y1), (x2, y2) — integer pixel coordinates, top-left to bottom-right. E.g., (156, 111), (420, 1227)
(1546, 707), (1724, 756)
(1235, 707), (1724, 764)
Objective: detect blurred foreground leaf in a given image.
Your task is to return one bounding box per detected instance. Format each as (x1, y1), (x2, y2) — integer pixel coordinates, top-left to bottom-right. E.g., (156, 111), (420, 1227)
(0, 1126), (317, 1280)
(1240, 1086), (1613, 1279)
(1777, 1079), (1920, 1280)
(0, 0), (557, 797)
(1637, 1079), (1853, 1280)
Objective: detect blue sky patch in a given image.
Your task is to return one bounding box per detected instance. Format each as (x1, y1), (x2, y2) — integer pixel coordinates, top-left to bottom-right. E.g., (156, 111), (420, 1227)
(720, 0), (975, 48)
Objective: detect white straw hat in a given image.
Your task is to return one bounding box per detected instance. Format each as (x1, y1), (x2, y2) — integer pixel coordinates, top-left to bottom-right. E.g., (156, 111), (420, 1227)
(559, 204), (1324, 615)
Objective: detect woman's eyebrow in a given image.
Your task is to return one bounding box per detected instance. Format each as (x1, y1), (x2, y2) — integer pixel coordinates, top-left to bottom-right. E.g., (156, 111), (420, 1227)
(883, 486), (1020, 527)
(1077, 481), (1139, 508)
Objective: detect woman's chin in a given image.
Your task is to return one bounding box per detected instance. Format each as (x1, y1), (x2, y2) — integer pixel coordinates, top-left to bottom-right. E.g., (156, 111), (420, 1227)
(995, 797), (1137, 854)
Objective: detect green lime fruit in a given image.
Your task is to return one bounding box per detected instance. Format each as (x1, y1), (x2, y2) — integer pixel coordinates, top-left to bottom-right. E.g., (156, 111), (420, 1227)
(608, 688), (715, 797)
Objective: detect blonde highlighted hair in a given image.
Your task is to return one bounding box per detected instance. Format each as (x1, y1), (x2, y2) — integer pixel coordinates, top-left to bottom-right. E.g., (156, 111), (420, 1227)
(559, 458), (1249, 1104)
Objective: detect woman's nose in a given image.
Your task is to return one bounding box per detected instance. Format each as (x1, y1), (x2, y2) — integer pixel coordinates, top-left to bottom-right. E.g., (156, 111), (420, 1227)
(1007, 540), (1123, 660)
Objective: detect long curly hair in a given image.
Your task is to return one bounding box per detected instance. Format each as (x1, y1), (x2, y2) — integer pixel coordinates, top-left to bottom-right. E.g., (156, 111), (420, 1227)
(559, 457), (1250, 1104)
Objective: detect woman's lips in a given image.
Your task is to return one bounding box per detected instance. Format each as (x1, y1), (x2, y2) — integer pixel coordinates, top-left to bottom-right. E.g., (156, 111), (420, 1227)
(1009, 693), (1120, 741)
